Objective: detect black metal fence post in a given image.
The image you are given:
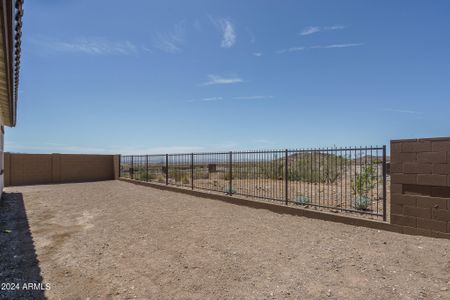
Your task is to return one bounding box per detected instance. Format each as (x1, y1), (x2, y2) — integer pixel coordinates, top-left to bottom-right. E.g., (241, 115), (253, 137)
(146, 155), (149, 182)
(229, 151), (233, 195)
(118, 154), (122, 178)
(165, 154), (169, 185)
(382, 145), (387, 222)
(285, 149), (288, 205)
(131, 155), (134, 180)
(191, 153), (194, 190)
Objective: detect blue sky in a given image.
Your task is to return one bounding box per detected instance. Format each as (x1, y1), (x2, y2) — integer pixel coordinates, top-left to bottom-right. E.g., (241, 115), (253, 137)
(7, 0), (450, 154)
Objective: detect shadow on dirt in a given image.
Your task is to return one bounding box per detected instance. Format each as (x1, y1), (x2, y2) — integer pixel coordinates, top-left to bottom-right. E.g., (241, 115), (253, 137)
(0, 192), (46, 300)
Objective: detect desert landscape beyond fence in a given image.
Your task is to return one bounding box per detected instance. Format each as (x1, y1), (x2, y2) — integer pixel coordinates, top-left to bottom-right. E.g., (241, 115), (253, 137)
(120, 146), (388, 220)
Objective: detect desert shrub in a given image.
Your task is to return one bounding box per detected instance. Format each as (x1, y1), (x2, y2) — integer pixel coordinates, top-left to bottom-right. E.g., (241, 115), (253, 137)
(168, 168), (190, 182)
(260, 162), (284, 180)
(224, 186), (237, 194)
(223, 171), (233, 180)
(287, 154), (344, 184)
(354, 196), (371, 210)
(351, 162), (377, 210)
(293, 195), (310, 205)
(351, 163), (377, 196)
(182, 175), (190, 185)
(194, 167), (210, 179)
(136, 170), (156, 181)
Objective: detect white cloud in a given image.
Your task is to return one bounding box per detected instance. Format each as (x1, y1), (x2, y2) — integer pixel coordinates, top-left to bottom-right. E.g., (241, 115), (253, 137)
(325, 25), (346, 30)
(300, 26), (321, 36)
(35, 37), (138, 55)
(200, 74), (243, 86)
(382, 109), (423, 115)
(187, 97), (223, 103)
(187, 95), (272, 103)
(232, 95), (273, 100)
(154, 22), (185, 53)
(276, 46), (306, 54)
(211, 17), (236, 48)
(300, 25), (346, 36)
(253, 52), (263, 57)
(311, 43), (363, 49)
(142, 46), (153, 53)
(277, 43), (363, 54)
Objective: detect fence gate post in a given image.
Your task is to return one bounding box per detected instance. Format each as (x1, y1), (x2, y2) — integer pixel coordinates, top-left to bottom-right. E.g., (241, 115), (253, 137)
(285, 149), (288, 205)
(229, 151), (233, 195)
(191, 153), (194, 190)
(146, 155), (149, 182)
(131, 155), (134, 180)
(382, 145), (387, 221)
(165, 154), (169, 185)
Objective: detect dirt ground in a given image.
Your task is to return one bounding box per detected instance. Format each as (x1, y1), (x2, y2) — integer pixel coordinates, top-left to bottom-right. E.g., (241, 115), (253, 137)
(1, 181), (449, 299)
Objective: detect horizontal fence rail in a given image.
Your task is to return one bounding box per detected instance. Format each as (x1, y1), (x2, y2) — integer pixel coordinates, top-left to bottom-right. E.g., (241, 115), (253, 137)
(120, 146), (387, 221)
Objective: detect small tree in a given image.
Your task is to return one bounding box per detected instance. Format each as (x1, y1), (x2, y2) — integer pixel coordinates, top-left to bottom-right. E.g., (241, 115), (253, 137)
(351, 163), (377, 210)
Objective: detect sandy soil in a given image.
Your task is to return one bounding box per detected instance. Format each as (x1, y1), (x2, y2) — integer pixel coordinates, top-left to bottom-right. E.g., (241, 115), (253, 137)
(1, 180), (449, 299)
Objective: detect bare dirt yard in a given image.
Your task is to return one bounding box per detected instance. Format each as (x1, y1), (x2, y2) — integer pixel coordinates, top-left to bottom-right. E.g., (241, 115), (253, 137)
(1, 181), (449, 299)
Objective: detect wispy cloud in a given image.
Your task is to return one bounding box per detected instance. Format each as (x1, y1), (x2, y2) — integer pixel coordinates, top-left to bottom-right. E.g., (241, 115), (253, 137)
(300, 26), (321, 36)
(187, 95), (272, 103)
(187, 97), (223, 103)
(276, 46), (306, 54)
(253, 52), (263, 57)
(33, 37), (138, 55)
(232, 95), (273, 100)
(277, 43), (363, 54)
(382, 109), (423, 115)
(210, 17), (236, 48)
(200, 74), (243, 86)
(311, 43), (363, 49)
(153, 22), (185, 53)
(300, 25), (346, 36)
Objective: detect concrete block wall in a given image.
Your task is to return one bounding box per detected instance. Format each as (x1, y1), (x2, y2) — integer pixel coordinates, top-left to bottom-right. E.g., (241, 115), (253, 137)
(391, 137), (450, 238)
(4, 153), (120, 187)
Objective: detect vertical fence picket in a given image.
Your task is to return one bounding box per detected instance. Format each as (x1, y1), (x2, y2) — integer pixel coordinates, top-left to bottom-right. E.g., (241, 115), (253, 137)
(285, 149), (288, 205)
(131, 155), (134, 180)
(382, 145), (387, 222)
(229, 151), (233, 195)
(165, 154), (169, 185)
(146, 155), (149, 182)
(191, 153), (194, 190)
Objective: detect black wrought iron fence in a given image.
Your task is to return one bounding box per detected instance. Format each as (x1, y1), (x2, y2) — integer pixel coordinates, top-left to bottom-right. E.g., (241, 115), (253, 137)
(120, 146), (387, 220)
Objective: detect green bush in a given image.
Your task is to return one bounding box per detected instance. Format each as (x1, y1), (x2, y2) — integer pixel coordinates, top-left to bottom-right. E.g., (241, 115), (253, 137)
(224, 186), (237, 194)
(351, 162), (377, 210)
(182, 175), (190, 185)
(293, 195), (310, 205)
(354, 196), (371, 210)
(351, 163), (377, 196)
(194, 167), (210, 179)
(287, 154), (344, 184)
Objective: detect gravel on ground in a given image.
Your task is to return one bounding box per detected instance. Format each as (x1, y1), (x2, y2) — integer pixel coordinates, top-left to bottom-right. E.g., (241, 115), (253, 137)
(1, 180), (449, 299)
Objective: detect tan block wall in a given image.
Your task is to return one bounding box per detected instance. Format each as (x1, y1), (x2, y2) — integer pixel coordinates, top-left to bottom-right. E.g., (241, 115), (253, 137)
(4, 153), (120, 187)
(391, 137), (450, 239)
(0, 127), (4, 193)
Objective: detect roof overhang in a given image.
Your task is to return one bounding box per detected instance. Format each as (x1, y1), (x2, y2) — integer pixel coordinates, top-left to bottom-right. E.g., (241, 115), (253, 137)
(0, 0), (22, 127)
